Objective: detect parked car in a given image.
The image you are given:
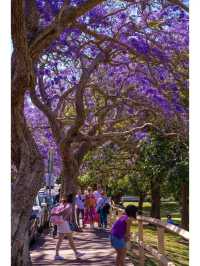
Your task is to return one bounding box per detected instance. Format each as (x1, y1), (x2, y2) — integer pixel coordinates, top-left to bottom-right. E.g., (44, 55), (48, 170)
(32, 195), (48, 232)
(38, 188), (60, 225)
(29, 191), (53, 244)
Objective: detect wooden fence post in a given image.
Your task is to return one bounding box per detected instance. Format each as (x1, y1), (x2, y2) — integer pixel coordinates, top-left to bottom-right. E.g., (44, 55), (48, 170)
(138, 220), (145, 266)
(157, 226), (165, 266)
(110, 207), (116, 227)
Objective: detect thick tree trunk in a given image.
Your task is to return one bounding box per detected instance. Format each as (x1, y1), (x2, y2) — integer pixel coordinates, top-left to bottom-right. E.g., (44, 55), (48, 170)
(59, 155), (79, 223)
(138, 192), (146, 212)
(150, 179), (161, 219)
(60, 145), (79, 196)
(181, 182), (189, 230)
(11, 145), (44, 266)
(11, 100), (44, 265)
(61, 163), (79, 196)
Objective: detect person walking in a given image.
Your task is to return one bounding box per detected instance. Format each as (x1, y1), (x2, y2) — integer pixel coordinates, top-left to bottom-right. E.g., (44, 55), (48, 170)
(93, 184), (102, 202)
(75, 189), (85, 228)
(52, 194), (84, 260)
(93, 185), (102, 227)
(84, 187), (98, 228)
(96, 191), (110, 228)
(52, 188), (61, 238)
(110, 205), (137, 266)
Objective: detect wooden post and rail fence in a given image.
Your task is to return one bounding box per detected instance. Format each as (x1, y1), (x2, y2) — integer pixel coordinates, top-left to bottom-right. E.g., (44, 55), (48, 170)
(109, 205), (189, 266)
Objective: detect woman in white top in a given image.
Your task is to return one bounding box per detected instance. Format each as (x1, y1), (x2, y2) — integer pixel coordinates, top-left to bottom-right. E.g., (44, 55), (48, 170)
(53, 194), (84, 260)
(93, 184), (102, 201)
(75, 189), (85, 228)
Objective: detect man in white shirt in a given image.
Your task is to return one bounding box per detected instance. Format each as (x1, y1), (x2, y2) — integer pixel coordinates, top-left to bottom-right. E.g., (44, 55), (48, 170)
(75, 189), (85, 228)
(93, 185), (102, 227)
(93, 184), (102, 201)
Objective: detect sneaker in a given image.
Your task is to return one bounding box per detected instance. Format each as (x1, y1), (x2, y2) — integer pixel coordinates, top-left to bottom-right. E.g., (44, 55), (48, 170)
(75, 252), (84, 259)
(54, 255), (65, 260)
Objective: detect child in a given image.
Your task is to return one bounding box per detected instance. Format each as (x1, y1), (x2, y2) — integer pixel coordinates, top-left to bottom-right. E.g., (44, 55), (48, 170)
(51, 195), (84, 260)
(111, 205), (138, 266)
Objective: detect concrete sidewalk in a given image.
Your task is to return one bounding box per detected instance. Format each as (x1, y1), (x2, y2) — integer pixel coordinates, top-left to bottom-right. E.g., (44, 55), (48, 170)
(30, 227), (133, 266)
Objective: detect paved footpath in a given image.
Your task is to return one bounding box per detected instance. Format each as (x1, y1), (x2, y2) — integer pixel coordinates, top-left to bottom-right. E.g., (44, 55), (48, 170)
(30, 227), (133, 266)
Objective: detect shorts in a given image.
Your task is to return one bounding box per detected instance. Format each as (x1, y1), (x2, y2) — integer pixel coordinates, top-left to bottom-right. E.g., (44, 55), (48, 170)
(111, 235), (126, 249)
(57, 221), (72, 234)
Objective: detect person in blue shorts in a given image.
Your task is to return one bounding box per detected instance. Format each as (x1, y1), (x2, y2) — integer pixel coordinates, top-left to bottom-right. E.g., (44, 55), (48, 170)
(111, 205), (137, 266)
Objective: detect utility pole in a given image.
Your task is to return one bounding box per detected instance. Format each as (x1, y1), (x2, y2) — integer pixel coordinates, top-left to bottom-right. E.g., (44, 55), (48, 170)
(48, 149), (53, 198)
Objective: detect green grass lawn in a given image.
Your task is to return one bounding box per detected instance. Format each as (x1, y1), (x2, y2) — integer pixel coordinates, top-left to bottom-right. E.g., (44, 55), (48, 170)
(123, 201), (181, 223)
(123, 201), (189, 266)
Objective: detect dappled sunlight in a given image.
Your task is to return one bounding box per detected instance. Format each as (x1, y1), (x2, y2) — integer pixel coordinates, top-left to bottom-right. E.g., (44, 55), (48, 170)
(31, 228), (133, 265)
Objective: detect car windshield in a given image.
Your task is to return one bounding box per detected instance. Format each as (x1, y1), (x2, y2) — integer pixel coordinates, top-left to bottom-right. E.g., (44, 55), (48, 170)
(38, 195), (46, 205)
(46, 196), (54, 205)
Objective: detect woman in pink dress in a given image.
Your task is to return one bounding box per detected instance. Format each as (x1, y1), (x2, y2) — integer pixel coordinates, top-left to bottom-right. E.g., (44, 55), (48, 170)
(83, 187), (99, 228)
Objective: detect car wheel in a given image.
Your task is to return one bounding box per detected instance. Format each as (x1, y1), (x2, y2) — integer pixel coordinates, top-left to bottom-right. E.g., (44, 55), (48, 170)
(38, 226), (43, 234)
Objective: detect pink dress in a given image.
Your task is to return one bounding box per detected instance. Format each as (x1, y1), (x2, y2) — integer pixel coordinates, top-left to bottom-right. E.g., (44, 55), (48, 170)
(84, 194), (99, 224)
(57, 203), (72, 234)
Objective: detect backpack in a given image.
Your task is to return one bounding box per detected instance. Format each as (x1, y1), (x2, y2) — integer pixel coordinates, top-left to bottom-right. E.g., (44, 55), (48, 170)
(103, 203), (111, 214)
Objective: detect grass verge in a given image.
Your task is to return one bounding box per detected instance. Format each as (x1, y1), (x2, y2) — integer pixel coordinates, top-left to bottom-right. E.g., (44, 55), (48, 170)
(122, 201), (189, 266)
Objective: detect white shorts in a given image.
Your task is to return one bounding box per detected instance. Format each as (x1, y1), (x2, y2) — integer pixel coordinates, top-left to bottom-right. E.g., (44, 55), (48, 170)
(57, 221), (72, 234)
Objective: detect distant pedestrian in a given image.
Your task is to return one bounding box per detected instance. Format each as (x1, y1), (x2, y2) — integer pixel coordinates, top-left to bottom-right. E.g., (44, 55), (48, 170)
(93, 184), (102, 202)
(111, 205), (138, 266)
(75, 189), (85, 228)
(54, 188), (60, 204)
(52, 189), (61, 237)
(167, 214), (179, 226)
(84, 187), (98, 228)
(93, 185), (102, 227)
(51, 194), (84, 260)
(96, 191), (110, 228)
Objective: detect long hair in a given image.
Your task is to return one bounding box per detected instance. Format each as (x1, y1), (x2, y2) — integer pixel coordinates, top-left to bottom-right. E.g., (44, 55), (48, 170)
(66, 193), (74, 203)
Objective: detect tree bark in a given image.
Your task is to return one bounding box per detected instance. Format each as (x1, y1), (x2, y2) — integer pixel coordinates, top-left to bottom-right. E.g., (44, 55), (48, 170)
(150, 178), (161, 219)
(60, 144), (79, 196)
(138, 192), (146, 212)
(11, 104), (44, 266)
(181, 182), (189, 230)
(61, 163), (79, 196)
(11, 99), (44, 265)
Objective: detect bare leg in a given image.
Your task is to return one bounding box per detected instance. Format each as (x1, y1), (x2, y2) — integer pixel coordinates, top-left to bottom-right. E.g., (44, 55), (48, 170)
(81, 209), (85, 227)
(65, 233), (78, 254)
(55, 234), (64, 256)
(116, 248), (127, 266)
(116, 249), (121, 266)
(119, 248), (127, 266)
(89, 208), (94, 228)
